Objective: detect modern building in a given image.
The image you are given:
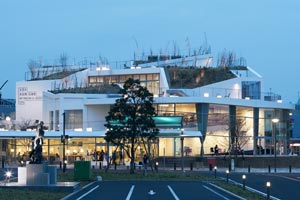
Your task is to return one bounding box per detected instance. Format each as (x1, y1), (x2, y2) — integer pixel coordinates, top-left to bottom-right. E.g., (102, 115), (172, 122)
(1, 53), (295, 165)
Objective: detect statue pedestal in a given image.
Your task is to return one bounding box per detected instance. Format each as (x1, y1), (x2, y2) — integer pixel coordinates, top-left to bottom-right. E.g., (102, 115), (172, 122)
(18, 162), (57, 186)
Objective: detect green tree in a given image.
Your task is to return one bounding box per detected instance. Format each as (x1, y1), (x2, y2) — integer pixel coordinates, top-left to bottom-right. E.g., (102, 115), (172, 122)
(104, 78), (159, 174)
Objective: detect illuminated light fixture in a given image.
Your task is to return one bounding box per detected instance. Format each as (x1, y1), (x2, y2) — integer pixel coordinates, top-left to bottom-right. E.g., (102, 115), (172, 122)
(277, 99), (282, 103)
(289, 113), (293, 116)
(216, 95), (222, 98)
(159, 104), (169, 107)
(96, 67), (101, 71)
(234, 83), (239, 89)
(74, 128), (83, 131)
(86, 127), (93, 132)
(102, 65), (110, 70)
(10, 149), (14, 153)
(80, 148), (84, 153)
(204, 93), (209, 97)
(245, 97), (250, 100)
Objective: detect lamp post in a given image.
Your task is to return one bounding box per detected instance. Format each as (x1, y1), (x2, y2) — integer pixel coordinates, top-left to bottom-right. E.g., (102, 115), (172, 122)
(181, 128), (184, 173)
(266, 181), (271, 200)
(272, 118), (279, 173)
(242, 174), (246, 190)
(214, 166), (217, 178)
(62, 112), (66, 173)
(226, 169), (229, 183)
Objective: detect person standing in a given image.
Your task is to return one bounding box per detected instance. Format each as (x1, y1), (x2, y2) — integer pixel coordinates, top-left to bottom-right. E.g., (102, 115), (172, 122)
(143, 154), (149, 176)
(214, 145), (219, 155)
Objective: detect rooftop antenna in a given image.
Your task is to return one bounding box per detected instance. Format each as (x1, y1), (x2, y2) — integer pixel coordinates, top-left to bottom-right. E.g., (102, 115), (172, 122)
(132, 36), (140, 61)
(0, 80), (8, 104)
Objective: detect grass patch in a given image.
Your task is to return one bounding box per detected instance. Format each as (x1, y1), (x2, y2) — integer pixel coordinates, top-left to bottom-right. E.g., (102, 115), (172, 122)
(215, 182), (266, 200)
(0, 188), (68, 200)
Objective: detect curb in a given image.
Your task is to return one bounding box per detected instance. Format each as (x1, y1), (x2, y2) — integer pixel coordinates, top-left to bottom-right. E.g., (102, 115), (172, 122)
(60, 181), (97, 200)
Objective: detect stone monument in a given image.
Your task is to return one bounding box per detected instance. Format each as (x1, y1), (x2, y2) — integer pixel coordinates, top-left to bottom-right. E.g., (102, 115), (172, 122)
(18, 121), (57, 186)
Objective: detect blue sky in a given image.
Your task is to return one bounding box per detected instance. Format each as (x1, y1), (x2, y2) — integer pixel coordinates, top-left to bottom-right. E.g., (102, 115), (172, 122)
(1, 0), (299, 103)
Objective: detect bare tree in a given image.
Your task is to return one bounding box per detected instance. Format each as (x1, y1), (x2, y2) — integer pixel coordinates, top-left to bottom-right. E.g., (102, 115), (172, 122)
(227, 117), (250, 162)
(27, 60), (39, 79)
(59, 53), (68, 71)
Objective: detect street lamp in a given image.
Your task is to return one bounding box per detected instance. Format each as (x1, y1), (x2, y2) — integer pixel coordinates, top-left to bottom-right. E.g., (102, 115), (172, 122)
(272, 118), (279, 173)
(62, 112), (67, 173)
(180, 128), (184, 173)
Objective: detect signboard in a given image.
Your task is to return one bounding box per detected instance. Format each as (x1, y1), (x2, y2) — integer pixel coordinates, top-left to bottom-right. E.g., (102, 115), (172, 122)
(18, 87), (42, 105)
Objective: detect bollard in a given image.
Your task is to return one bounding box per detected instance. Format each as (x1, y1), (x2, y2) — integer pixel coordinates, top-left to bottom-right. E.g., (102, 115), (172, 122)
(155, 162), (158, 172)
(190, 163), (193, 171)
(289, 165), (292, 173)
(266, 181), (271, 200)
(248, 165), (250, 173)
(268, 165), (271, 173)
(114, 163), (117, 170)
(174, 163), (176, 171)
(60, 161), (62, 169)
(228, 163), (231, 172)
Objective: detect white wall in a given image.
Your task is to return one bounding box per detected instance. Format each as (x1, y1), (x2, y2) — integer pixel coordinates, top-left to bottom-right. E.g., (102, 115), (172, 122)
(16, 80), (56, 123)
(85, 105), (110, 131)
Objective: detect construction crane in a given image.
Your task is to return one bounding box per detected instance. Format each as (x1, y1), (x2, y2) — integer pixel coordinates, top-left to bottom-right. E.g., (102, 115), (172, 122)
(0, 80), (8, 104)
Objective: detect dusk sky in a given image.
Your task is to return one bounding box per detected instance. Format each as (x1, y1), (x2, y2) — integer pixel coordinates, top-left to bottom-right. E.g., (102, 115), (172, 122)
(1, 0), (299, 103)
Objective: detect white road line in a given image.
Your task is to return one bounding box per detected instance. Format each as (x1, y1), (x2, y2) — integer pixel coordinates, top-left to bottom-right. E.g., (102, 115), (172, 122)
(76, 185), (99, 200)
(203, 185), (231, 200)
(126, 185), (135, 200)
(167, 185), (180, 200)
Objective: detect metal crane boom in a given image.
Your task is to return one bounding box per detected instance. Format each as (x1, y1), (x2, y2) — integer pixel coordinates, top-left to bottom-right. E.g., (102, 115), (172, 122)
(0, 80), (8, 90)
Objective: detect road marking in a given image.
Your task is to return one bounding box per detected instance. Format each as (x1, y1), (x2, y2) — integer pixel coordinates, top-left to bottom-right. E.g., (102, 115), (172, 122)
(76, 185), (99, 200)
(126, 185), (135, 200)
(203, 185), (231, 200)
(167, 185), (180, 200)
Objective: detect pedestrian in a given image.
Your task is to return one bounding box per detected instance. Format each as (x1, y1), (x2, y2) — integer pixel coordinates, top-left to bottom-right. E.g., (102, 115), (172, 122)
(143, 154), (149, 176)
(100, 149), (104, 161)
(112, 151), (116, 165)
(214, 145), (219, 155)
(119, 151), (123, 164)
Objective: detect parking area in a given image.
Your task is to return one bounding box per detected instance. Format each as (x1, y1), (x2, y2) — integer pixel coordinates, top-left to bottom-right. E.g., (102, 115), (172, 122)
(66, 180), (239, 200)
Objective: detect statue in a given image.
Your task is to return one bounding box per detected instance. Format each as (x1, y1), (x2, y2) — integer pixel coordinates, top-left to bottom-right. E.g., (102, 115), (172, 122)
(29, 121), (45, 164)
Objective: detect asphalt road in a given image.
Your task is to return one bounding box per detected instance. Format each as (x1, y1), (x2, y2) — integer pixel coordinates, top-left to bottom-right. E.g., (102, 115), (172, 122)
(64, 171), (300, 200)
(66, 181), (243, 200)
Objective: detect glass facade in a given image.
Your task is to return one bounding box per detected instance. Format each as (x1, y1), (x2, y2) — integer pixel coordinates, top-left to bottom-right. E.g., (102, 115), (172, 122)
(242, 81), (261, 99)
(88, 73), (160, 96)
(3, 102), (291, 164)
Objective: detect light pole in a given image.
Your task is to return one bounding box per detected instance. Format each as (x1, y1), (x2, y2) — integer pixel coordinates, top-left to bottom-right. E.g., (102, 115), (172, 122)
(62, 112), (66, 172)
(181, 128), (184, 173)
(272, 118), (279, 173)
